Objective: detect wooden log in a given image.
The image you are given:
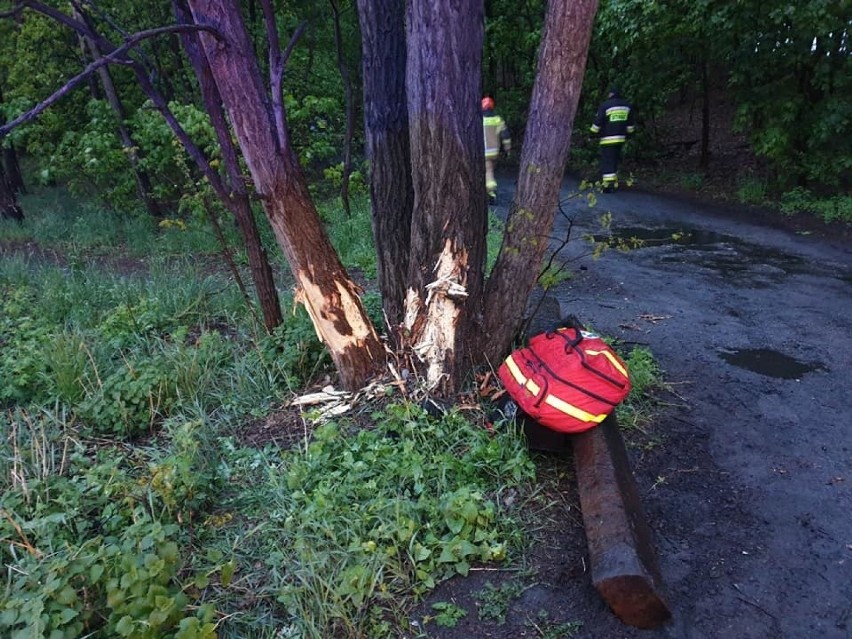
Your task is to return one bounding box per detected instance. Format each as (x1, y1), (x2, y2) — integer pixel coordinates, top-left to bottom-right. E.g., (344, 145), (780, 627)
(572, 414), (671, 628)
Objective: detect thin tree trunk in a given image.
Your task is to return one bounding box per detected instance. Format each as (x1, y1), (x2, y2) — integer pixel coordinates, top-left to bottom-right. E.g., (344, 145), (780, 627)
(700, 59), (710, 170)
(173, 0), (283, 332)
(3, 144), (25, 194)
(403, 0), (487, 393)
(0, 85), (25, 195)
(481, 0), (599, 364)
(356, 0), (413, 333)
(330, 0), (354, 216)
(0, 160), (23, 221)
(73, 8), (163, 218)
(188, 0), (384, 390)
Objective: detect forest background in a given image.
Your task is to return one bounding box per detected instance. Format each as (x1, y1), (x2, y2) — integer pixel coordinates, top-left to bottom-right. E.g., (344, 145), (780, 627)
(0, 1), (848, 638)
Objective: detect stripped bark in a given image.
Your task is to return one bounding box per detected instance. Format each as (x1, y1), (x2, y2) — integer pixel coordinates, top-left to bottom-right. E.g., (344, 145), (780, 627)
(403, 0), (487, 393)
(187, 0), (384, 390)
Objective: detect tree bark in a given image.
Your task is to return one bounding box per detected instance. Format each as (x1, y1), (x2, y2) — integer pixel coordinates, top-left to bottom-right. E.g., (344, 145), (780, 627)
(173, 0), (283, 332)
(356, 0), (413, 333)
(187, 0), (385, 390)
(700, 59), (710, 170)
(403, 0), (487, 393)
(330, 0), (355, 216)
(0, 159), (23, 221)
(0, 85), (25, 195)
(481, 0), (599, 364)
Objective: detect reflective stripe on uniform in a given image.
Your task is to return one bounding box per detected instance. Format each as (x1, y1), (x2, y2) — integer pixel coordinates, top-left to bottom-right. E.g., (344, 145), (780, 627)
(590, 124), (601, 133)
(599, 135), (626, 145)
(503, 355), (608, 425)
(602, 173), (617, 183)
(606, 106), (631, 122)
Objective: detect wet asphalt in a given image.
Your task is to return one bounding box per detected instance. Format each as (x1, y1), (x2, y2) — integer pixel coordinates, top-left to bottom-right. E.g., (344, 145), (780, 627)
(493, 173), (852, 639)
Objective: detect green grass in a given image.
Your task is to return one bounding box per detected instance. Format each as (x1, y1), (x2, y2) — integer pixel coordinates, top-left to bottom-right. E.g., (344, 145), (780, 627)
(0, 189), (541, 639)
(0, 187), (666, 638)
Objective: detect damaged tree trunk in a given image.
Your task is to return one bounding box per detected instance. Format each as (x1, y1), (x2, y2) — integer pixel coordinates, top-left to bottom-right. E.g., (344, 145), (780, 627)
(187, 0), (384, 390)
(402, 0), (487, 393)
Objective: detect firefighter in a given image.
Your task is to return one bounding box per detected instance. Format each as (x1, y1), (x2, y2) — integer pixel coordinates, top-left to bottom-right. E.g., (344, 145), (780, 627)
(590, 86), (636, 192)
(482, 96), (511, 203)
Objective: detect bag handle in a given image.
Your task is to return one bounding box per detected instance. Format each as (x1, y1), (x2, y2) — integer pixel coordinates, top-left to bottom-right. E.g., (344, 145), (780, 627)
(546, 314), (585, 347)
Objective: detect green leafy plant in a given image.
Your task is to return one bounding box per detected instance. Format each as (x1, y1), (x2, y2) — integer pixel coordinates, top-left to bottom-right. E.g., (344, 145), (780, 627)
(477, 580), (525, 624)
(431, 601), (468, 628)
(736, 175), (767, 204)
(526, 611), (583, 638)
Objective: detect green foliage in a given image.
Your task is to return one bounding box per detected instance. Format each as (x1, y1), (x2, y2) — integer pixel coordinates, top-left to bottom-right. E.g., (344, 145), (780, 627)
(321, 196), (378, 278)
(617, 345), (664, 430)
(477, 580), (525, 624)
(736, 175), (767, 205)
(0, 409), (220, 639)
(431, 601), (468, 628)
(235, 403), (536, 637)
(526, 611), (583, 638)
(780, 188), (852, 224)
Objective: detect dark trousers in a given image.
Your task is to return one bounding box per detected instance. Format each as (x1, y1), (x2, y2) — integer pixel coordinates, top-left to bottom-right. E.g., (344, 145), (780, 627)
(600, 144), (624, 185)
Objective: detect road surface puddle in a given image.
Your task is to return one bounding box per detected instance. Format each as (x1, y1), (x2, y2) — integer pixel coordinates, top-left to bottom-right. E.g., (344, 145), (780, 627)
(718, 348), (825, 379)
(595, 225), (819, 279)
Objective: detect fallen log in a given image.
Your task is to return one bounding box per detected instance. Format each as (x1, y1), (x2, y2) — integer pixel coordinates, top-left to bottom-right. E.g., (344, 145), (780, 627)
(572, 414), (671, 628)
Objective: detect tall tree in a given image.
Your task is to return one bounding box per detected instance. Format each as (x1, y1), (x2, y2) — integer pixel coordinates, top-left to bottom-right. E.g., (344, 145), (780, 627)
(184, 0), (385, 389)
(359, 0), (599, 391)
(172, 0), (283, 331)
(356, 0), (413, 334)
(400, 0), (487, 393)
(481, 0), (598, 361)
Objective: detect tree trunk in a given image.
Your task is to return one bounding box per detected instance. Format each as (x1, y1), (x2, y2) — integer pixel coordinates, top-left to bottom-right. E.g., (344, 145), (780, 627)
(403, 0), (487, 393)
(187, 0), (384, 391)
(73, 8), (164, 218)
(356, 0), (413, 333)
(330, 0), (355, 216)
(481, 0), (599, 364)
(173, 0), (283, 332)
(700, 59), (710, 170)
(2, 143), (25, 194)
(0, 85), (25, 195)
(0, 159), (23, 221)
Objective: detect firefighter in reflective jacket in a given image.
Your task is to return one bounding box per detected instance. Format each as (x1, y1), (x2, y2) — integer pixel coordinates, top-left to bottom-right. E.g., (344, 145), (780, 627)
(482, 96), (511, 202)
(590, 87), (635, 191)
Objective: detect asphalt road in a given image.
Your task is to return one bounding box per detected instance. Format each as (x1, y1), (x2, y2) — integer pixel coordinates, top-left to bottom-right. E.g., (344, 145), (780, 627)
(538, 179), (852, 638)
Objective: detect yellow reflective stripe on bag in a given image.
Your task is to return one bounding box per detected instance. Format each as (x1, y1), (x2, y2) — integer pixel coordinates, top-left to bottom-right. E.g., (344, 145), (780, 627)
(504, 354), (608, 425)
(584, 349), (629, 378)
(543, 394), (608, 425)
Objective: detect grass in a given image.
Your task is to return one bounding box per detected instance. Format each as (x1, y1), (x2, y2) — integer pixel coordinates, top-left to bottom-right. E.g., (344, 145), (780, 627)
(0, 187), (667, 639)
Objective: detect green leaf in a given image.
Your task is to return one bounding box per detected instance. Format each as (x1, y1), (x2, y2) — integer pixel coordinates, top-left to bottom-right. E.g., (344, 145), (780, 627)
(115, 615), (135, 636)
(220, 560), (236, 588)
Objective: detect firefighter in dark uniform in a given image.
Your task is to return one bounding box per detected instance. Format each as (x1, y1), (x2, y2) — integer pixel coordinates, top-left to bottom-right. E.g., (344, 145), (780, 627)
(590, 87), (636, 192)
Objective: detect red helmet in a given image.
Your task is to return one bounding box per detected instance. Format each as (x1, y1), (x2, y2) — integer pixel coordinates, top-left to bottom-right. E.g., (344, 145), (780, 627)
(481, 96), (495, 111)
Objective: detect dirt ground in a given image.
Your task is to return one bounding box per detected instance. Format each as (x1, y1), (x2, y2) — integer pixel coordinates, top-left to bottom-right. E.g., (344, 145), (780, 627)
(415, 173), (852, 639)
